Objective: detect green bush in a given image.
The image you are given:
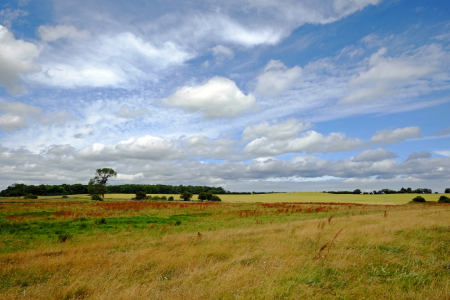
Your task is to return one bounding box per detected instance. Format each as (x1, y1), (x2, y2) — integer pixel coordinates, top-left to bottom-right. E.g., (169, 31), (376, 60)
(412, 196), (426, 203)
(160, 196), (167, 200)
(23, 194), (38, 199)
(91, 194), (103, 201)
(210, 195), (221, 201)
(62, 195), (68, 199)
(438, 195), (450, 203)
(168, 196), (174, 201)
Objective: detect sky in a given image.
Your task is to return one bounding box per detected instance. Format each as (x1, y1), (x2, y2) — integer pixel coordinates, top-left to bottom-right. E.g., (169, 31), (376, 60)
(0, 0), (449, 192)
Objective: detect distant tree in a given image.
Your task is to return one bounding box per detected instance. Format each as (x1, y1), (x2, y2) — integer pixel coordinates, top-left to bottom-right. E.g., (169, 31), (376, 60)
(168, 196), (174, 201)
(445, 188), (450, 194)
(24, 194), (37, 199)
(180, 191), (193, 201)
(438, 196), (450, 203)
(135, 191), (147, 200)
(198, 192), (207, 201)
(353, 189), (361, 194)
(88, 168), (117, 201)
(412, 196), (426, 203)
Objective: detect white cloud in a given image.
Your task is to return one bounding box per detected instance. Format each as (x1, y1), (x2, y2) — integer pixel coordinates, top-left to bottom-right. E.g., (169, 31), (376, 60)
(242, 118), (311, 141)
(38, 25), (90, 42)
(435, 150), (450, 157)
(353, 148), (397, 162)
(0, 101), (41, 131)
(340, 46), (442, 104)
(186, 134), (238, 160)
(116, 104), (148, 119)
(0, 25), (41, 95)
(29, 32), (192, 89)
(436, 127), (450, 136)
(46, 144), (76, 156)
(370, 126), (422, 144)
(0, 8), (28, 29)
(160, 76), (256, 119)
(75, 135), (185, 161)
(254, 60), (302, 98)
(210, 44), (234, 60)
(244, 130), (366, 156)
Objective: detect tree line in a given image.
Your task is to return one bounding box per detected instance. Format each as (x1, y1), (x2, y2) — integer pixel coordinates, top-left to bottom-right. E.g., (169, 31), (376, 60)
(0, 182), (229, 197)
(326, 187), (437, 195)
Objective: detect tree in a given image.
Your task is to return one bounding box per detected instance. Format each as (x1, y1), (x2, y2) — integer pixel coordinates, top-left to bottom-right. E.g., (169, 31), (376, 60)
(445, 188), (450, 194)
(353, 189), (361, 194)
(88, 168), (117, 201)
(180, 191), (193, 201)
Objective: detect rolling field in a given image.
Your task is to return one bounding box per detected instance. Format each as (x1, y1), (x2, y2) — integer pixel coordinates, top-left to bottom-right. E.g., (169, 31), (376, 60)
(7, 192), (445, 204)
(0, 195), (449, 299)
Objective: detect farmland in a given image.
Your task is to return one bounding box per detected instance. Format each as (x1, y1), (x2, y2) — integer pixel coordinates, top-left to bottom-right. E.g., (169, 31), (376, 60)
(0, 193), (449, 299)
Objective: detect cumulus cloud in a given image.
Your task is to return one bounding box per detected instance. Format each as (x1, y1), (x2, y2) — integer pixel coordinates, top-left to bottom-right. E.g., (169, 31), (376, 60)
(116, 104), (148, 119)
(46, 144), (76, 156)
(0, 101), (41, 131)
(254, 60), (302, 98)
(353, 148), (397, 162)
(242, 118), (311, 141)
(185, 134), (238, 160)
(370, 126), (422, 144)
(406, 151), (431, 161)
(0, 25), (41, 95)
(244, 130), (366, 156)
(209, 45), (234, 60)
(38, 25), (90, 42)
(75, 135), (185, 161)
(160, 76), (256, 118)
(341, 46), (440, 104)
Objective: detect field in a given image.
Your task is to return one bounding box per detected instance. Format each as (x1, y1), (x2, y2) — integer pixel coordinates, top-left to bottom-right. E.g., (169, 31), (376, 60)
(13, 192), (445, 204)
(0, 193), (449, 299)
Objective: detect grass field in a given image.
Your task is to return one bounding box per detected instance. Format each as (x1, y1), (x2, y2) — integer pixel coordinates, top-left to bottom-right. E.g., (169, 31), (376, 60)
(1, 194), (449, 299)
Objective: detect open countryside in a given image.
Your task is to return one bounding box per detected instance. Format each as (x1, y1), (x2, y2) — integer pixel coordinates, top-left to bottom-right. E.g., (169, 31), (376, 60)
(1, 191), (450, 299)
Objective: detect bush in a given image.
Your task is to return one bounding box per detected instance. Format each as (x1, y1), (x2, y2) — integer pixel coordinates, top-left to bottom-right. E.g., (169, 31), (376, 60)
(135, 191), (147, 200)
(152, 196), (160, 200)
(438, 195), (450, 203)
(91, 194), (102, 201)
(412, 196), (426, 203)
(210, 195), (221, 201)
(168, 196), (174, 201)
(23, 194), (38, 199)
(62, 195), (68, 199)
(445, 188), (450, 193)
(160, 196), (167, 200)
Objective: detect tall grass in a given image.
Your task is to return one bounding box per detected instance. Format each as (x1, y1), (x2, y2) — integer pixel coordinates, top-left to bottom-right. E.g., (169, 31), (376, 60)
(0, 201), (449, 299)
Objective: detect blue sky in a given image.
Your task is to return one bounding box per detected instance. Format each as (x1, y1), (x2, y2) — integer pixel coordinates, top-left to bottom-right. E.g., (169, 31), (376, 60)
(0, 0), (449, 192)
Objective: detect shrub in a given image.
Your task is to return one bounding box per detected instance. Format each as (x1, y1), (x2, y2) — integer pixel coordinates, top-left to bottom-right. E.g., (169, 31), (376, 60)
(412, 196), (426, 203)
(91, 194), (103, 201)
(160, 196), (167, 200)
(62, 195), (68, 199)
(438, 195), (450, 203)
(210, 195), (221, 201)
(152, 196), (160, 200)
(23, 194), (38, 199)
(135, 191), (147, 200)
(168, 196), (174, 201)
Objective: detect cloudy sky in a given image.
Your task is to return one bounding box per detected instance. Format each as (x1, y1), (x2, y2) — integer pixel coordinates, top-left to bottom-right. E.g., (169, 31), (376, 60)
(0, 0), (449, 192)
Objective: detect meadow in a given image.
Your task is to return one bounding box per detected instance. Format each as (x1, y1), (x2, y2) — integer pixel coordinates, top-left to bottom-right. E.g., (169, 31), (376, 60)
(0, 193), (449, 299)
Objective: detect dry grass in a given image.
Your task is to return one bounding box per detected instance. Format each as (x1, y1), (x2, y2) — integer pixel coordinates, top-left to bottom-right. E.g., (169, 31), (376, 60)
(1, 202), (450, 299)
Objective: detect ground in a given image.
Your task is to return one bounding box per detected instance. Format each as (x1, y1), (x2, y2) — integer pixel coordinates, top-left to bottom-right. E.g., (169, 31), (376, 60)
(0, 193), (449, 299)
